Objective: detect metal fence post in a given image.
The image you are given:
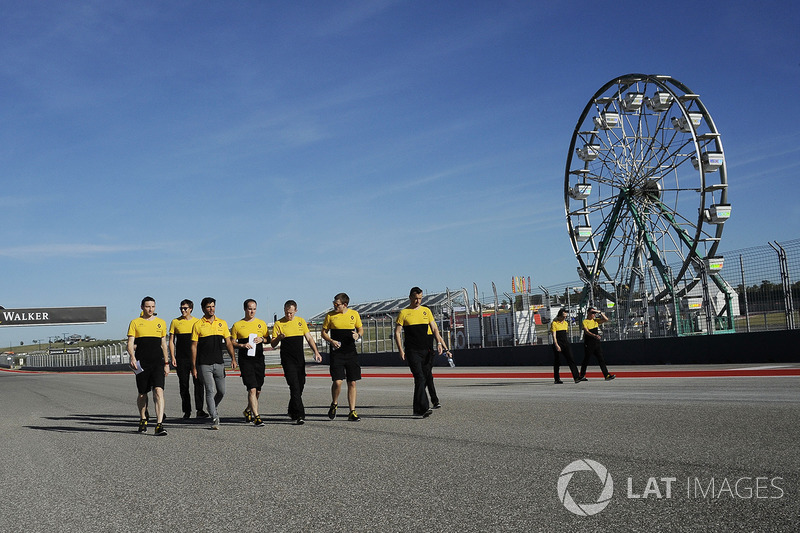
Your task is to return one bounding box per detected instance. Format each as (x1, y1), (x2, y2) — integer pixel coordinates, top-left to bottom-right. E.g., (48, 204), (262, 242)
(473, 283), (484, 348)
(491, 282), (500, 347)
(461, 288), (470, 349)
(739, 254), (750, 333)
(769, 241), (796, 330)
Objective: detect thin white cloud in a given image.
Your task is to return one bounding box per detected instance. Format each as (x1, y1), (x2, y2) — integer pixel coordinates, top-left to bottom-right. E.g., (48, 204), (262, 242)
(727, 134), (800, 169)
(0, 243), (165, 259)
(315, 1), (401, 38)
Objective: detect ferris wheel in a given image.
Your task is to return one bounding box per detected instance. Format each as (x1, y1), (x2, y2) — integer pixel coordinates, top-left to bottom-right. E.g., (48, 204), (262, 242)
(564, 74), (731, 328)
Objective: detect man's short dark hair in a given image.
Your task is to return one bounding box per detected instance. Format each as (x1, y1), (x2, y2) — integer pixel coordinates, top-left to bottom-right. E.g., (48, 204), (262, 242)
(141, 296), (155, 307)
(284, 300), (298, 310)
(201, 297), (216, 309)
(180, 299), (193, 309)
(243, 299), (257, 310)
(334, 292), (350, 306)
(409, 286), (423, 298)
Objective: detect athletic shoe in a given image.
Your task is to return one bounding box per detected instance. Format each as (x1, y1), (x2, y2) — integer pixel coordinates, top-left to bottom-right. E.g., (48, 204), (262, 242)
(197, 410), (209, 418)
(253, 415), (264, 427)
(422, 410), (433, 418)
(137, 419), (148, 433)
(210, 418), (220, 430)
(327, 403), (338, 420)
(432, 402), (442, 409)
(348, 410), (360, 422)
(154, 423), (167, 436)
(182, 412), (191, 420)
(296, 418), (305, 426)
(578, 376), (588, 382)
(554, 379), (564, 384)
(243, 409), (253, 423)
(605, 374), (616, 381)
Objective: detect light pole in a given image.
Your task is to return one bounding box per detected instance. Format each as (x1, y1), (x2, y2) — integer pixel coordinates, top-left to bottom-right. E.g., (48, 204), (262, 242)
(598, 281), (620, 340)
(566, 287), (575, 341)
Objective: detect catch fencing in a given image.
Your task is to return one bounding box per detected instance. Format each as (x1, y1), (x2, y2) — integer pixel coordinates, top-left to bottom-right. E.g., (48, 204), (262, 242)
(311, 238), (799, 351)
(14, 239), (799, 367)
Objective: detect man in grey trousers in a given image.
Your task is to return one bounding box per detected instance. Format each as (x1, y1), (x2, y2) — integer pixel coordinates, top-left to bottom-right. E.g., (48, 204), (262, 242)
(191, 297), (237, 429)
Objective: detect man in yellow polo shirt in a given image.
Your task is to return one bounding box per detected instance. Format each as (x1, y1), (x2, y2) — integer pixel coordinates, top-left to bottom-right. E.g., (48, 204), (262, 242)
(321, 292), (363, 421)
(394, 287), (450, 418)
(191, 297), (237, 430)
(230, 299), (270, 427)
(127, 296), (170, 436)
(580, 306), (615, 381)
(549, 307), (581, 384)
(169, 299), (206, 419)
(271, 300), (322, 425)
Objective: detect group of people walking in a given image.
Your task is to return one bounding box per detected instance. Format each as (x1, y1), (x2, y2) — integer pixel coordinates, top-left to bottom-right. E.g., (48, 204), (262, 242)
(126, 287), (449, 436)
(549, 306), (615, 384)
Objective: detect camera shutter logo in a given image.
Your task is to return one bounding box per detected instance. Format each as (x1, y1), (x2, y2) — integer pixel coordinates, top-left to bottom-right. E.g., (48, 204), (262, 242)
(557, 459), (614, 516)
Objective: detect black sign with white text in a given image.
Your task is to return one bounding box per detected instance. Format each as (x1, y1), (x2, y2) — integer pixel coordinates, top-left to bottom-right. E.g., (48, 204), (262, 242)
(0, 307), (107, 327)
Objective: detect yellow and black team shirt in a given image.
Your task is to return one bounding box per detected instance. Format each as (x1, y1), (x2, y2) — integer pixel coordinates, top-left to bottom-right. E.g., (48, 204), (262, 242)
(396, 305), (435, 351)
(550, 319), (569, 342)
(127, 317), (167, 364)
(323, 309), (362, 352)
(583, 318), (600, 344)
(191, 316), (231, 365)
(230, 318), (269, 359)
(169, 316), (199, 360)
(273, 316), (310, 356)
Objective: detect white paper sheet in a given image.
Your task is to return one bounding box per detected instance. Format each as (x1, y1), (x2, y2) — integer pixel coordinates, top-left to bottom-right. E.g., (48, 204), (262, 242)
(248, 333), (257, 357)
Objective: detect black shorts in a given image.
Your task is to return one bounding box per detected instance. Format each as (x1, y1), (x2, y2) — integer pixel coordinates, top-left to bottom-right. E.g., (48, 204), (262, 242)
(135, 362), (165, 394)
(330, 351), (361, 382)
(239, 356), (266, 391)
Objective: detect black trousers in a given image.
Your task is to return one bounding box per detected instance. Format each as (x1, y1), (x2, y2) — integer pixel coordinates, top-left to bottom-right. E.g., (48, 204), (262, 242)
(580, 341), (610, 377)
(425, 355), (439, 405)
(553, 342), (580, 381)
(176, 358), (205, 414)
(281, 354), (307, 420)
(407, 348), (436, 414)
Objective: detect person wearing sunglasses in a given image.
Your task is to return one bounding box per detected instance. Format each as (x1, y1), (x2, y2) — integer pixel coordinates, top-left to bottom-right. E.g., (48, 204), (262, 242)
(169, 299), (206, 419)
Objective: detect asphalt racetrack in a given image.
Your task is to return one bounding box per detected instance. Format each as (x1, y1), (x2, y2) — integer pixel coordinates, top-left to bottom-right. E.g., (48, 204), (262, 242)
(1, 364), (798, 532)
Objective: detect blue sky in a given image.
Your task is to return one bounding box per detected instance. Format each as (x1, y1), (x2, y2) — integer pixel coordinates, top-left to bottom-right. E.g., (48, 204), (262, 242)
(1, 0), (798, 346)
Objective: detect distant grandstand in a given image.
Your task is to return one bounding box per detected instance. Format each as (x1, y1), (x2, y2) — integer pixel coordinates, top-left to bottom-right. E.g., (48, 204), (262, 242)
(308, 292), (451, 324)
